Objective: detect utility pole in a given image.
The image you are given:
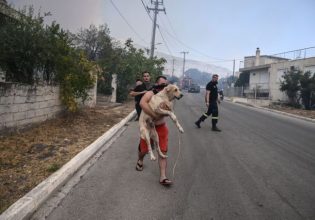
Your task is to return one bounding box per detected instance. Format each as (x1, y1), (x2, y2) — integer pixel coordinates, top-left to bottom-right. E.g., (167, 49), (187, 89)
(172, 58), (175, 77)
(147, 0), (165, 59)
(180, 51), (189, 78)
(232, 59), (235, 78)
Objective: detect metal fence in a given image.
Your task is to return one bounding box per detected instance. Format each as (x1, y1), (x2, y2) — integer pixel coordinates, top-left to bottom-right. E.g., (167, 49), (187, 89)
(239, 47), (315, 69)
(224, 83), (270, 100)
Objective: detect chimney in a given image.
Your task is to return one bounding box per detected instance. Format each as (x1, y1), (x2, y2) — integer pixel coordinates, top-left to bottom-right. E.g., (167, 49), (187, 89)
(255, 47), (260, 66)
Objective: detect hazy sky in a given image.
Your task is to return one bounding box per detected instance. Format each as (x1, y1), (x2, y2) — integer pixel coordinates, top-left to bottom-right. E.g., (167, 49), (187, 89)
(8, 0), (315, 71)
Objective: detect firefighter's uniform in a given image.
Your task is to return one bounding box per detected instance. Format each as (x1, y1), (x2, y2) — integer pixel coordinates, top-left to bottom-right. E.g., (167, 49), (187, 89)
(195, 80), (221, 131)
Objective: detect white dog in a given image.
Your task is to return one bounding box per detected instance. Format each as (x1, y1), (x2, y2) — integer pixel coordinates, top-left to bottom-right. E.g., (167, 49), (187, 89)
(139, 84), (184, 161)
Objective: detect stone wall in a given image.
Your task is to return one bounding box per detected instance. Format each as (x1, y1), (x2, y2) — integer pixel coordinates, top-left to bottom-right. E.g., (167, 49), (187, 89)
(0, 82), (97, 131)
(0, 83), (63, 131)
(231, 97), (270, 107)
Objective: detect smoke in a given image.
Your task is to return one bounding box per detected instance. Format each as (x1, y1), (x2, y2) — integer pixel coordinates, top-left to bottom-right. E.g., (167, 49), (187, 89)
(8, 0), (106, 32)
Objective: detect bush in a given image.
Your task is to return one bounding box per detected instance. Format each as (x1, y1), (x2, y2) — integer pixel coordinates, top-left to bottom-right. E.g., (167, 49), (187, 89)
(0, 7), (95, 112)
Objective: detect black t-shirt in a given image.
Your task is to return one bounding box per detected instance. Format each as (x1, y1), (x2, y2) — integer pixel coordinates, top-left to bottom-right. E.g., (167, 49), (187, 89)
(206, 81), (218, 102)
(133, 83), (152, 103)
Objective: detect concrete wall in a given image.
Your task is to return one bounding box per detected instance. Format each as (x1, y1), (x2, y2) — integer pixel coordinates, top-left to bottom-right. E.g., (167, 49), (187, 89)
(0, 84), (63, 131)
(249, 69), (270, 90)
(0, 81), (97, 131)
(231, 97), (270, 107)
(269, 57), (315, 101)
(244, 56), (288, 68)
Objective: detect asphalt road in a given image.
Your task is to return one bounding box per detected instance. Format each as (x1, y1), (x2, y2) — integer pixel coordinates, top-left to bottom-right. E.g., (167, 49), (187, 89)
(37, 91), (315, 220)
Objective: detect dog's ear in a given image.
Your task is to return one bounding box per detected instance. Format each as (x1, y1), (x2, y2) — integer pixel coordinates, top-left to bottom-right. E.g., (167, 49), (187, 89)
(165, 85), (171, 92)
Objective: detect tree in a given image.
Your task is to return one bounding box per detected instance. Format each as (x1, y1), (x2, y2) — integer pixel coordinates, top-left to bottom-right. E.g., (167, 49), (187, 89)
(234, 72), (249, 87)
(0, 7), (47, 84)
(280, 67), (301, 107)
(0, 7), (95, 112)
(74, 24), (112, 62)
(300, 71), (315, 110)
(114, 39), (165, 102)
(74, 25), (166, 101)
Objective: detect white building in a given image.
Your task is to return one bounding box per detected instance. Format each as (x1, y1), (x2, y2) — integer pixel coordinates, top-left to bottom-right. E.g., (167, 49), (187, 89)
(239, 48), (315, 102)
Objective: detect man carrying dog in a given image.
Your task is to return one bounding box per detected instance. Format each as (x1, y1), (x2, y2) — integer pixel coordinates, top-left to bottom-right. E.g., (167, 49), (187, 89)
(195, 74), (222, 132)
(129, 71), (153, 120)
(135, 75), (173, 186)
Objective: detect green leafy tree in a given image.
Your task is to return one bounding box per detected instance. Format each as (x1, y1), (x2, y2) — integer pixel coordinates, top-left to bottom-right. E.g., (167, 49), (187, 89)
(234, 72), (249, 87)
(73, 27), (166, 102)
(0, 7), (95, 112)
(0, 7), (47, 84)
(300, 71), (315, 110)
(280, 67), (301, 107)
(57, 51), (96, 112)
(74, 24), (114, 95)
(115, 39), (165, 102)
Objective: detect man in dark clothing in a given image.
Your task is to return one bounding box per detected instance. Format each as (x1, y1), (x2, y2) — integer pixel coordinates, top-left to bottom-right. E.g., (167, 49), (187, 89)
(130, 71), (153, 120)
(195, 74), (221, 131)
(133, 79), (144, 119)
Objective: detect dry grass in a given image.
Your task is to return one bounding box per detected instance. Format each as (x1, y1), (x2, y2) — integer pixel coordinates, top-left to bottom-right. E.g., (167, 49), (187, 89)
(0, 101), (134, 213)
(268, 105), (315, 119)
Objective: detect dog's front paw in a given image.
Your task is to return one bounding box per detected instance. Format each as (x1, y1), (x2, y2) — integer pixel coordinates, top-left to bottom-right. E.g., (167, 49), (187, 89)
(159, 152), (168, 159)
(179, 126), (184, 133)
(150, 152), (156, 161)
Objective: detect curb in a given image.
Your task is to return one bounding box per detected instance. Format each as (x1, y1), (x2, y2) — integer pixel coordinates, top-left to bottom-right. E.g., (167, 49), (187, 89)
(0, 110), (136, 220)
(255, 106), (315, 123)
(226, 98), (315, 123)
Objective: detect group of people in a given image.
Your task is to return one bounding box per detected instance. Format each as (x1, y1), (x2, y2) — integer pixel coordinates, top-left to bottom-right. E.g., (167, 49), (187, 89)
(130, 71), (222, 186)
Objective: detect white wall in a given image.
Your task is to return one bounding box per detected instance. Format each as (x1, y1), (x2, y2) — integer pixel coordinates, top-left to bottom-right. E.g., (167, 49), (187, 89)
(0, 84), (63, 130)
(0, 82), (97, 131)
(269, 57), (315, 101)
(249, 69), (269, 89)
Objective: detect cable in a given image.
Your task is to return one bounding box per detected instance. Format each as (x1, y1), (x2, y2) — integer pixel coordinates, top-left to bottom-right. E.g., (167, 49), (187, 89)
(157, 24), (174, 57)
(140, 0), (241, 64)
(110, 0), (149, 45)
(165, 13), (179, 39)
(140, 0), (153, 21)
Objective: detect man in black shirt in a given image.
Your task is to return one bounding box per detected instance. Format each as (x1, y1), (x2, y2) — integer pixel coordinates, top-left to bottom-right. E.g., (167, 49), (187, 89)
(130, 71), (153, 120)
(195, 74), (221, 131)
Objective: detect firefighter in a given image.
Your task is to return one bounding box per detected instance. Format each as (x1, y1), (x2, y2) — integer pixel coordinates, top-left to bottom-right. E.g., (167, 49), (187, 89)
(195, 74), (221, 132)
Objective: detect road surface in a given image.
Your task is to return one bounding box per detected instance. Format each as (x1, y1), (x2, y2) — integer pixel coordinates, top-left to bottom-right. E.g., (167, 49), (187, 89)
(33, 91), (315, 220)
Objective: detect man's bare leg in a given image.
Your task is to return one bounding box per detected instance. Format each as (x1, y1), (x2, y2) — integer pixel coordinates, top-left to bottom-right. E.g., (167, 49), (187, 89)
(136, 146), (146, 171)
(159, 152), (172, 184)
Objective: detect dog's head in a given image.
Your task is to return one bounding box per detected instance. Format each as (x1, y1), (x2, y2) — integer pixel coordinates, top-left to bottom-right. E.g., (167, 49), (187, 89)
(164, 84), (183, 101)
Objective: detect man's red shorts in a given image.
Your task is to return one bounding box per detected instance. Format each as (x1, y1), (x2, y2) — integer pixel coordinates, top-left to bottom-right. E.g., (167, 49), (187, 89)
(139, 123), (168, 153)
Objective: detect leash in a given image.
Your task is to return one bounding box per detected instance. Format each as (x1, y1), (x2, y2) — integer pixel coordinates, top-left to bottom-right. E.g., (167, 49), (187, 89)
(172, 99), (182, 180)
(172, 130), (181, 180)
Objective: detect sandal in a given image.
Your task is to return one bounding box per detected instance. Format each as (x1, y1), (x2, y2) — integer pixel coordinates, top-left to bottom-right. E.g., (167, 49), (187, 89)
(136, 160), (143, 171)
(159, 178), (173, 186)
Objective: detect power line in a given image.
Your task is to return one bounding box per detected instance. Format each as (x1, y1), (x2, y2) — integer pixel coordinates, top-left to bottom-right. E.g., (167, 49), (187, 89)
(109, 0), (148, 45)
(147, 0), (165, 58)
(165, 13), (179, 39)
(140, 0), (152, 21)
(157, 24), (173, 57)
(140, 0), (174, 58)
(162, 27), (231, 61)
(140, 0), (240, 63)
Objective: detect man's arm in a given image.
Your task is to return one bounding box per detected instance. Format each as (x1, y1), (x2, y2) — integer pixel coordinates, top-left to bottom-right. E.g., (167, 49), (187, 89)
(205, 90), (210, 107)
(129, 90), (146, 97)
